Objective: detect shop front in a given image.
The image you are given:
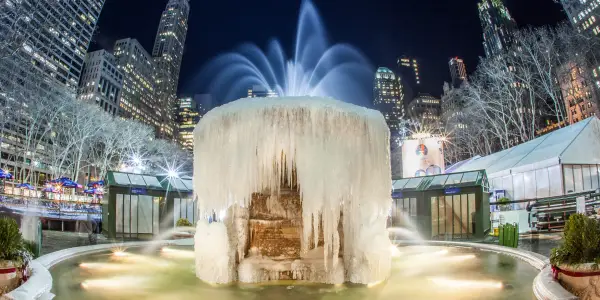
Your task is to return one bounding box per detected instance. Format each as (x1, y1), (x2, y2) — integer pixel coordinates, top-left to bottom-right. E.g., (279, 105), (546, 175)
(391, 170), (490, 240)
(104, 172), (194, 239)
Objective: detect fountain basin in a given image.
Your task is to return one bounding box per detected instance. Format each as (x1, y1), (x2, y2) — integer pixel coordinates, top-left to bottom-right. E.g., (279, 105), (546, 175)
(4, 240), (575, 300)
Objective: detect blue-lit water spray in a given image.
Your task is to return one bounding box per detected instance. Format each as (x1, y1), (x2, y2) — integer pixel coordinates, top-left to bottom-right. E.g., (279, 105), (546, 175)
(199, 0), (374, 106)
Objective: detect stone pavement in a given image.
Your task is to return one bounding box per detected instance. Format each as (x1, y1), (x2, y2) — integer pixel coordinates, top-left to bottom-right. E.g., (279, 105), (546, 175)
(517, 232), (563, 257)
(481, 232), (563, 258)
(41, 230), (111, 255)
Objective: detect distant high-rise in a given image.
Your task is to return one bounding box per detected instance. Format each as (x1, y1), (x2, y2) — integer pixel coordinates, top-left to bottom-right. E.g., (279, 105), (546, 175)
(373, 67), (404, 133)
(152, 0), (191, 140)
(561, 0), (600, 34)
(114, 38), (161, 132)
(176, 97), (200, 152)
(78, 50), (124, 116)
(247, 85), (279, 98)
(397, 56), (421, 104)
(449, 57), (468, 88)
(478, 0), (517, 57)
(407, 93), (442, 127)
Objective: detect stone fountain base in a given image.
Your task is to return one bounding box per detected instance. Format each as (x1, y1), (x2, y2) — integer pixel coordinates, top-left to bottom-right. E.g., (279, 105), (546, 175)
(237, 247), (344, 284)
(215, 186), (345, 284)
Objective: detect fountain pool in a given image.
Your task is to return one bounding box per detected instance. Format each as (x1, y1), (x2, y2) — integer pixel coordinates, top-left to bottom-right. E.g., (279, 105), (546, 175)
(48, 245), (538, 299)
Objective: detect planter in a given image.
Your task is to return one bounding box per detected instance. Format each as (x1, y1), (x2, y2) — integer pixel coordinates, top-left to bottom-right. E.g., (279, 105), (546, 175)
(0, 261), (20, 296)
(553, 263), (600, 300)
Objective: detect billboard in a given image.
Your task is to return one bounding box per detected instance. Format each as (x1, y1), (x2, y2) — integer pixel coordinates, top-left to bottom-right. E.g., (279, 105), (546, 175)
(402, 136), (445, 178)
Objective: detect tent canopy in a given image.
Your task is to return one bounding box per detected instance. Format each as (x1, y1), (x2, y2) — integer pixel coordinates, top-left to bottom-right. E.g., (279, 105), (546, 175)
(452, 117), (600, 178)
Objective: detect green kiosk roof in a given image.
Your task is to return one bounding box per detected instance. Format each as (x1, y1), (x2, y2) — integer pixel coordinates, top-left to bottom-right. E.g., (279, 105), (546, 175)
(392, 170), (488, 192)
(106, 171), (193, 192)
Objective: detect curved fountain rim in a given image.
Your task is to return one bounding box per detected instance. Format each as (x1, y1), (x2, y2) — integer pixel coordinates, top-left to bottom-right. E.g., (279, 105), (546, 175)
(5, 239), (574, 300)
(3, 239), (193, 300)
(394, 240), (576, 300)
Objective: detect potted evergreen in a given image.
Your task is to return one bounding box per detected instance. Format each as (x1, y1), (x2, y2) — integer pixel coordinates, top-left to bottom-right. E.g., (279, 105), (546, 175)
(176, 218), (192, 227)
(497, 197), (511, 211)
(550, 214), (600, 299)
(174, 218), (194, 239)
(0, 217), (33, 295)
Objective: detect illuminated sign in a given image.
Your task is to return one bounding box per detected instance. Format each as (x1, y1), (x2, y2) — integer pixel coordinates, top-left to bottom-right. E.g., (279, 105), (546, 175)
(402, 137), (445, 178)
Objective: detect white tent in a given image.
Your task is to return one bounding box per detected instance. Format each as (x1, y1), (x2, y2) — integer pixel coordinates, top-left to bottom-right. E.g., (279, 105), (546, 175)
(452, 117), (600, 205)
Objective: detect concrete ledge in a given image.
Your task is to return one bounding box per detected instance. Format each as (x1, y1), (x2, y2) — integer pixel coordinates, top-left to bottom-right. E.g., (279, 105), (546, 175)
(533, 265), (577, 300)
(5, 239), (193, 300)
(1, 261), (52, 300)
(6, 239), (575, 300)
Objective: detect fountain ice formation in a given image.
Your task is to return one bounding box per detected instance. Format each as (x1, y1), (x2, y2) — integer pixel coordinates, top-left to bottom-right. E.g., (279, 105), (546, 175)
(197, 0), (373, 107)
(193, 97), (392, 285)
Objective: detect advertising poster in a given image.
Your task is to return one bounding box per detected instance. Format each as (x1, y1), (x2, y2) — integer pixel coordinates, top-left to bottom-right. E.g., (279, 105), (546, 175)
(402, 136), (445, 178)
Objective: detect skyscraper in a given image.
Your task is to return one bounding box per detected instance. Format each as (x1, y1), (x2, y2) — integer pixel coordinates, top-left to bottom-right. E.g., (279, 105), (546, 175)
(0, 0), (105, 184)
(449, 57), (468, 88)
(397, 56), (421, 103)
(561, 0), (600, 34)
(0, 0), (106, 95)
(478, 0), (517, 58)
(407, 93), (442, 127)
(152, 0), (191, 140)
(114, 38), (161, 132)
(373, 67), (404, 133)
(176, 97), (200, 152)
(78, 50), (124, 116)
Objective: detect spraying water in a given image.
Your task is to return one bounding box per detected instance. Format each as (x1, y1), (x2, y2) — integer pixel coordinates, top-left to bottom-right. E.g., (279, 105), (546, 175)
(198, 0), (373, 106)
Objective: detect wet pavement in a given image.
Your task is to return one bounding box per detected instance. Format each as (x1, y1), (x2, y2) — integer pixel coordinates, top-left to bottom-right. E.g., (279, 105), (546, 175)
(41, 230), (111, 255)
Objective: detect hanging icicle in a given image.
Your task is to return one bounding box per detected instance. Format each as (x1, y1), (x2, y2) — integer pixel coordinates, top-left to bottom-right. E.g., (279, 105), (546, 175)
(193, 96), (392, 284)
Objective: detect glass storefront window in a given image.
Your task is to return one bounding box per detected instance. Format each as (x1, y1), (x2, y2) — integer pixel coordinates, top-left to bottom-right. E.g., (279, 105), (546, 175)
(430, 193), (476, 239)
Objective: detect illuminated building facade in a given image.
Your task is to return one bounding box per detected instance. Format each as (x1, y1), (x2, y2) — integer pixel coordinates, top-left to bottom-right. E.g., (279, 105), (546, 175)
(0, 0), (106, 94)
(560, 62), (599, 124)
(407, 93), (442, 127)
(114, 38), (161, 132)
(449, 57), (468, 88)
(373, 67), (404, 133)
(561, 0), (600, 34)
(78, 50), (124, 116)
(176, 97), (201, 152)
(397, 56), (421, 105)
(478, 0), (517, 57)
(152, 0), (191, 140)
(247, 85), (279, 98)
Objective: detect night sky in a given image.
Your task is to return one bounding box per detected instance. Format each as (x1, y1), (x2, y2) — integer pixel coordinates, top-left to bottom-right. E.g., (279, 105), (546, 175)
(90, 0), (566, 100)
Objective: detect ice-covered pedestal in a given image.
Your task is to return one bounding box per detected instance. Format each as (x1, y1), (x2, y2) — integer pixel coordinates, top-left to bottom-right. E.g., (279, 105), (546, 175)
(193, 97), (392, 285)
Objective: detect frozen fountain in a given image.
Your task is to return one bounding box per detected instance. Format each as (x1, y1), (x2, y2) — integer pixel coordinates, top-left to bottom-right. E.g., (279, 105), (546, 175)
(2, 0), (561, 298)
(198, 0), (373, 107)
(193, 97), (392, 285)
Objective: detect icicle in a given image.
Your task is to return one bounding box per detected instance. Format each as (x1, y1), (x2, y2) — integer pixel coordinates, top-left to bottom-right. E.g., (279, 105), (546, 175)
(312, 212), (319, 250)
(193, 97), (392, 284)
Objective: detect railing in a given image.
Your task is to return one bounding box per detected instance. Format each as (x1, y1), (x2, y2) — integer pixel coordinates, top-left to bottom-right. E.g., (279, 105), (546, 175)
(491, 190), (600, 231)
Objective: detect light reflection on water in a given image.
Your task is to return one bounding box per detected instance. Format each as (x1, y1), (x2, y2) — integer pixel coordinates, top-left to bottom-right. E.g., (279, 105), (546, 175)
(50, 246), (536, 300)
